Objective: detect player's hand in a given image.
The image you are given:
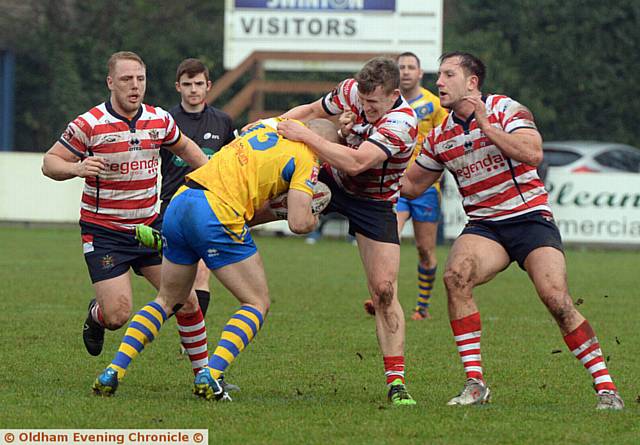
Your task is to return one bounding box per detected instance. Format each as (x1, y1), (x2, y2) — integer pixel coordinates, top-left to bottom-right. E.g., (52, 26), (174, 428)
(75, 156), (107, 178)
(461, 95), (489, 130)
(338, 111), (356, 136)
(277, 119), (313, 142)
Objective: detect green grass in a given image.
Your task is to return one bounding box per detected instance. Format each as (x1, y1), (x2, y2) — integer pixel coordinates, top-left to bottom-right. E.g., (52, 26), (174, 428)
(0, 226), (637, 444)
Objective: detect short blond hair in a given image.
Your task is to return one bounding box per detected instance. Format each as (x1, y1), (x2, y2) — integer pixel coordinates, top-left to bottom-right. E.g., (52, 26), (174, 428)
(107, 51), (145, 76)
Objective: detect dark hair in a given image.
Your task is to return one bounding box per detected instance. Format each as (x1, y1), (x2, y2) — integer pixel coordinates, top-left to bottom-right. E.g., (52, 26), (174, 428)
(396, 51), (421, 68)
(439, 51), (486, 88)
(175, 58), (210, 82)
(107, 51), (145, 76)
(355, 56), (399, 95)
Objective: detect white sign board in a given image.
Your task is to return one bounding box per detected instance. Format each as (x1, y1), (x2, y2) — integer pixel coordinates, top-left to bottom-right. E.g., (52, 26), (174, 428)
(224, 0), (443, 72)
(442, 170), (640, 245)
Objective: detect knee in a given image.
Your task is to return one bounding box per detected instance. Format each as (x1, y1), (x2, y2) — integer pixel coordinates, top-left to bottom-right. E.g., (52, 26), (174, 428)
(416, 244), (436, 265)
(102, 299), (132, 330)
(371, 280), (395, 308)
(102, 309), (131, 330)
(179, 294), (199, 313)
(443, 261), (475, 296)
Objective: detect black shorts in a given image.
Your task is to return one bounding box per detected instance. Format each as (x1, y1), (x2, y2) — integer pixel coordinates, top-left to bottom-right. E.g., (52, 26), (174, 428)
(319, 169), (399, 244)
(461, 211), (564, 270)
(80, 220), (163, 284)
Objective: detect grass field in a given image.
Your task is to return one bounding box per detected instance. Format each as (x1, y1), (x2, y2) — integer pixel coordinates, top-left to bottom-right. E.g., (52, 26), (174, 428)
(0, 226), (637, 444)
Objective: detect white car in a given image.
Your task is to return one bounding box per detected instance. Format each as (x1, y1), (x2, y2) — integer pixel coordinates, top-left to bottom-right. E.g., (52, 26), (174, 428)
(543, 141), (640, 173)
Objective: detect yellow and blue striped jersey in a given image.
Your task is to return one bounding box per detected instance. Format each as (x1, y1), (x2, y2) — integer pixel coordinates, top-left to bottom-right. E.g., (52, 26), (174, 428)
(185, 118), (320, 223)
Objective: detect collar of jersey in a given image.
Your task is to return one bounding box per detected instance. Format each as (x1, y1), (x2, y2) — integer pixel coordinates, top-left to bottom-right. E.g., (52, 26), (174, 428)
(179, 103), (208, 120)
(105, 100), (143, 131)
(451, 95), (487, 131)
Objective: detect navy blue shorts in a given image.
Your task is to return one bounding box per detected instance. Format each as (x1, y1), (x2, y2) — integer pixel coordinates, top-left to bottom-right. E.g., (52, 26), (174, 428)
(80, 220), (163, 284)
(320, 169), (399, 244)
(461, 211), (564, 270)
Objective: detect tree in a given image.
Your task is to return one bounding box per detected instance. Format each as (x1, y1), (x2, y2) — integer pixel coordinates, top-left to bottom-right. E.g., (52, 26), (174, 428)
(445, 0), (640, 145)
(4, 0), (226, 150)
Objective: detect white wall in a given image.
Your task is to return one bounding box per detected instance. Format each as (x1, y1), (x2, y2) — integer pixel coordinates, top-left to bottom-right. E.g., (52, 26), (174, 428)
(4, 152), (639, 246)
(0, 152), (84, 222)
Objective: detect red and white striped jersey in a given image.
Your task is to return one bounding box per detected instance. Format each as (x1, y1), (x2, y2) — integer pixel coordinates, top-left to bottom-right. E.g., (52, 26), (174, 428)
(416, 94), (550, 221)
(59, 101), (181, 232)
(321, 79), (418, 202)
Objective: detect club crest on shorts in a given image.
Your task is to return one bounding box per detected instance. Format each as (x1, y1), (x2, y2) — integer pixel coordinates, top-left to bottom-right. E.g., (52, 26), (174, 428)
(101, 254), (115, 270)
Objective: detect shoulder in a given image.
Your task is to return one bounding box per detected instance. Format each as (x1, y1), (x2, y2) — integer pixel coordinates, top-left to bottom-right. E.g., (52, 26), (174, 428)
(386, 98), (418, 126)
(205, 106), (233, 123)
(168, 103), (182, 117)
(70, 103), (107, 135)
(142, 103), (172, 119)
(485, 94), (517, 111)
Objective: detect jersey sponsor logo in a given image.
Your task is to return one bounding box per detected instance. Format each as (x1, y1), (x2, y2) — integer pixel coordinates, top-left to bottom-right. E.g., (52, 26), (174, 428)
(204, 132), (220, 140)
(463, 140), (473, 154)
(103, 135), (119, 143)
(456, 153), (506, 179)
(414, 102), (435, 119)
(108, 156), (159, 175)
(72, 117), (87, 130)
(149, 129), (160, 140)
(443, 140), (456, 150)
(128, 137), (142, 151)
(62, 126), (75, 142)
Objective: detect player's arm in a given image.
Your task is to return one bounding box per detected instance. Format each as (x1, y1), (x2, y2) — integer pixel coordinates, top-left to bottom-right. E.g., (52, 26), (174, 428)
(482, 126), (543, 166)
(42, 142), (106, 181)
(285, 189), (318, 234)
(248, 203), (278, 227)
(400, 164), (442, 200)
(463, 95), (542, 166)
(165, 134), (208, 169)
(277, 120), (385, 176)
(279, 99), (329, 122)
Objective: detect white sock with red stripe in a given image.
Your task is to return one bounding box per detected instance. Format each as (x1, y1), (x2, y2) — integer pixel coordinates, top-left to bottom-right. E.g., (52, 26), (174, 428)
(563, 320), (617, 393)
(175, 307), (208, 375)
(90, 300), (105, 327)
(383, 356), (406, 385)
(450, 312), (484, 381)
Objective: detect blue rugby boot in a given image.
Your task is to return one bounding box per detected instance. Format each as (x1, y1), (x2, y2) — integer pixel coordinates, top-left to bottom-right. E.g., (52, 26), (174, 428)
(92, 367), (119, 396)
(193, 367), (231, 401)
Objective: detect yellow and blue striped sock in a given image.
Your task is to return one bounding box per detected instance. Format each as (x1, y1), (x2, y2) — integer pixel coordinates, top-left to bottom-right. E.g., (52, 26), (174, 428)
(415, 265), (436, 312)
(108, 301), (167, 380)
(207, 305), (264, 379)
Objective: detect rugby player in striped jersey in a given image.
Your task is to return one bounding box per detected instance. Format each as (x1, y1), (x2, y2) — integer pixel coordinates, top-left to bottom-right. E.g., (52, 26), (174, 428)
(42, 52), (210, 379)
(401, 51), (623, 410)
